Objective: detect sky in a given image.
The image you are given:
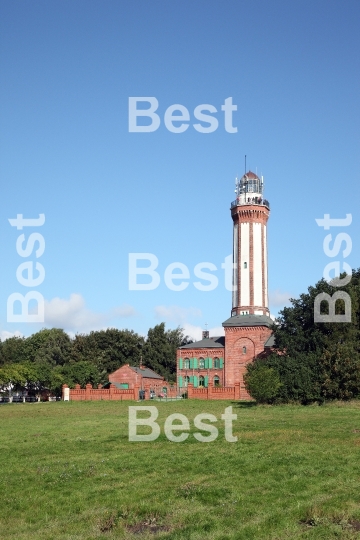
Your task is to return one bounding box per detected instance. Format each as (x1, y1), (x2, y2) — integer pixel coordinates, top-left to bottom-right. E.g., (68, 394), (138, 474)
(0, 0), (359, 342)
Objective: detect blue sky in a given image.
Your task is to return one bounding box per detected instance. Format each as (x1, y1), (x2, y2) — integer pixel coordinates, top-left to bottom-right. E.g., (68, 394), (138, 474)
(1, 0), (359, 341)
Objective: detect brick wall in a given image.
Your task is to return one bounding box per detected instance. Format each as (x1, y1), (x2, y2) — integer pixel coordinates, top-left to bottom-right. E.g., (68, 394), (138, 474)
(224, 325), (272, 399)
(63, 383), (138, 401)
(176, 348), (225, 389)
(109, 364), (166, 389)
(187, 382), (242, 400)
(63, 382), (179, 401)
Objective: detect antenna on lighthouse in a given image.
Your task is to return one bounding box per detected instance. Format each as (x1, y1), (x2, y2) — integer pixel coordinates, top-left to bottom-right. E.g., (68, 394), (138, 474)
(244, 155), (247, 173)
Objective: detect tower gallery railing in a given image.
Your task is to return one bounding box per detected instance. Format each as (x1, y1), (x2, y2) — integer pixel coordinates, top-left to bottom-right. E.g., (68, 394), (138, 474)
(231, 198), (270, 209)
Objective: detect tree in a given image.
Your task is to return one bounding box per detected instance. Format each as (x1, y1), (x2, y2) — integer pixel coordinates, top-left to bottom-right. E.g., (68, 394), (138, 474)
(0, 363), (39, 395)
(0, 322), (191, 391)
(142, 323), (191, 381)
(26, 328), (72, 365)
(318, 343), (360, 400)
(62, 361), (101, 388)
(244, 364), (282, 403)
(71, 328), (144, 374)
(271, 270), (360, 359)
(247, 268), (360, 403)
(0, 336), (28, 365)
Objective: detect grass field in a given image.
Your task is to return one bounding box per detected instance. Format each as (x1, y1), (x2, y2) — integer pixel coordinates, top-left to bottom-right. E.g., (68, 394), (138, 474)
(1, 399), (360, 539)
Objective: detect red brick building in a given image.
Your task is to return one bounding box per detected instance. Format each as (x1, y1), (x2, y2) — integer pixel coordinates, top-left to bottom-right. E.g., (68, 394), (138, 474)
(63, 364), (176, 401)
(177, 171), (274, 400)
(105, 364), (173, 397)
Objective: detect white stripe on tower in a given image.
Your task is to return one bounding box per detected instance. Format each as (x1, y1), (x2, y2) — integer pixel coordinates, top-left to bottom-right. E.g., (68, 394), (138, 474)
(253, 222), (262, 307)
(232, 223), (238, 308)
(263, 223), (268, 308)
(240, 222), (250, 306)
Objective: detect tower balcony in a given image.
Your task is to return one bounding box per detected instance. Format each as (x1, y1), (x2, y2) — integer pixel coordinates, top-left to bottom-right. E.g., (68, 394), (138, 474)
(231, 198), (270, 209)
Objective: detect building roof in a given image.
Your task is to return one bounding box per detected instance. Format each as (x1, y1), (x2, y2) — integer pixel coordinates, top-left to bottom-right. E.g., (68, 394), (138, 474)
(129, 366), (164, 379)
(243, 170), (260, 180)
(103, 381), (128, 389)
(180, 336), (225, 349)
(264, 334), (276, 347)
(222, 314), (273, 328)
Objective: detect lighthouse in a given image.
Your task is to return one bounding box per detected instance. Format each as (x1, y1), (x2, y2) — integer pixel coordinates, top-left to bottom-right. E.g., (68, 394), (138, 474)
(231, 171), (270, 317)
(176, 166), (274, 400)
(221, 170), (272, 392)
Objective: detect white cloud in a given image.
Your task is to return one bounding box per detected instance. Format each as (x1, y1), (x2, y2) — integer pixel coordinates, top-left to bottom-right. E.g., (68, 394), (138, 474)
(0, 330), (23, 341)
(181, 323), (225, 342)
(208, 325), (225, 337)
(154, 305), (224, 342)
(154, 305), (202, 324)
(110, 305), (138, 318)
(269, 289), (292, 307)
(44, 293), (137, 333)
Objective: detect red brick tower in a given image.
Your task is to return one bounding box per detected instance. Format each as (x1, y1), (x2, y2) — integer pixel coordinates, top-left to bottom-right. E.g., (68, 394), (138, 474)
(222, 171), (273, 398)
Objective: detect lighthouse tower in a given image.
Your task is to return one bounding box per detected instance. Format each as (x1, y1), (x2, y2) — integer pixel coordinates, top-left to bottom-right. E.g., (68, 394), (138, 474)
(231, 171), (270, 317)
(176, 167), (274, 400)
(222, 170), (272, 394)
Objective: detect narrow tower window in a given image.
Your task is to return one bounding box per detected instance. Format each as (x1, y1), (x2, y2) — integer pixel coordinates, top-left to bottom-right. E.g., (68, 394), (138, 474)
(243, 346), (247, 354)
(244, 262), (247, 269)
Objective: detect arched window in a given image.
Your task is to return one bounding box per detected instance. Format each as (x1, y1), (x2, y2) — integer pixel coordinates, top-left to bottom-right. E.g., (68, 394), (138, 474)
(214, 357), (220, 368)
(199, 375), (205, 387)
(244, 262), (247, 269)
(213, 376), (220, 387)
(184, 358), (190, 369)
(243, 346), (247, 354)
(199, 357), (205, 369)
(184, 376), (190, 387)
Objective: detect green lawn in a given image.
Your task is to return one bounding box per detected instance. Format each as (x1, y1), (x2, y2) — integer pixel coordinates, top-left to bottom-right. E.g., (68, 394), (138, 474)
(1, 399), (360, 539)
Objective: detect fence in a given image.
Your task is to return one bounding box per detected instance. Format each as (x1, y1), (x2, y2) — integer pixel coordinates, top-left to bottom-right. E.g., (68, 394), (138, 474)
(187, 382), (242, 400)
(62, 383), (179, 401)
(63, 383), (245, 401)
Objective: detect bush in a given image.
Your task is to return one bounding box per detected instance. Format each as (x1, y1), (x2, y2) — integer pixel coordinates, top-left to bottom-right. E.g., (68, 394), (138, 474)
(244, 364), (282, 403)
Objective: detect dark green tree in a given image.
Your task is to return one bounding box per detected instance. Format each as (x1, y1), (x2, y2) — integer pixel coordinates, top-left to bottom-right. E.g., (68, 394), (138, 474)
(244, 364), (282, 403)
(0, 336), (28, 365)
(26, 328), (72, 365)
(0, 362), (39, 395)
(71, 328), (144, 374)
(142, 323), (191, 381)
(246, 269), (360, 403)
(61, 361), (101, 388)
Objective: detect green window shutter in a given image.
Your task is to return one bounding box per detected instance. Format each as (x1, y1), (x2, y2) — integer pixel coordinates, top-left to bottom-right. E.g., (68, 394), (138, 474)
(193, 375), (198, 387)
(189, 358), (193, 369)
(204, 376), (208, 387)
(208, 358), (213, 368)
(219, 358), (224, 368)
(193, 358), (198, 369)
(190, 376), (194, 384)
(179, 358), (183, 369)
(178, 376), (183, 387)
(204, 358), (209, 369)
